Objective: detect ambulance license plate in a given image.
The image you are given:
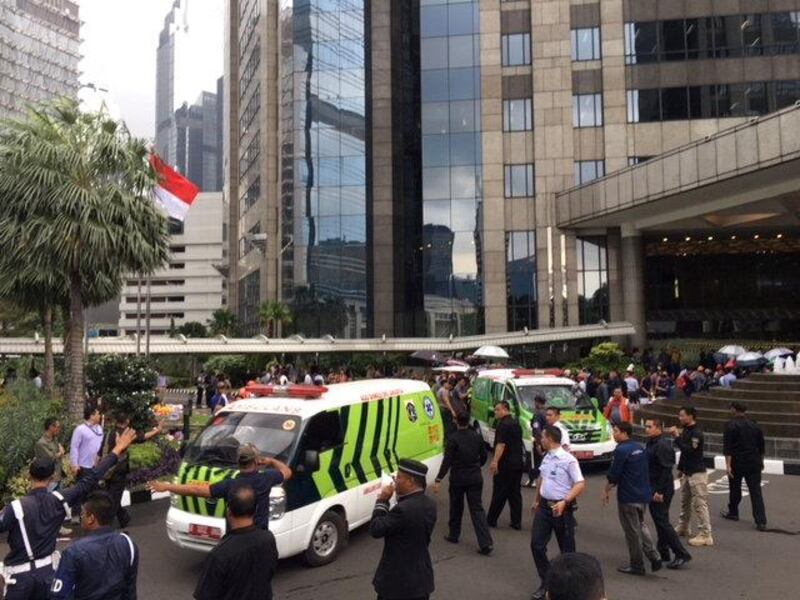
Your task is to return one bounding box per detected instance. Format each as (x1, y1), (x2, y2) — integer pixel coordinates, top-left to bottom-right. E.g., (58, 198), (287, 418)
(573, 451), (594, 460)
(189, 524), (222, 540)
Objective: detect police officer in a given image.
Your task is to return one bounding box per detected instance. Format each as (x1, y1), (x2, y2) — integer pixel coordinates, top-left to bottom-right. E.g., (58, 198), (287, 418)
(0, 428), (136, 600)
(487, 401), (524, 530)
(530, 426), (586, 600)
(434, 412), (493, 555)
(370, 458), (437, 600)
(670, 406), (713, 547)
(721, 402), (767, 531)
(101, 412), (161, 529)
(644, 418), (691, 569)
(50, 491), (138, 599)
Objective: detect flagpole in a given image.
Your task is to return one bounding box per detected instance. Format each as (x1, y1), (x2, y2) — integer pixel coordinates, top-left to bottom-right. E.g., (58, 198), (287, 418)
(136, 276), (142, 356)
(145, 276), (152, 359)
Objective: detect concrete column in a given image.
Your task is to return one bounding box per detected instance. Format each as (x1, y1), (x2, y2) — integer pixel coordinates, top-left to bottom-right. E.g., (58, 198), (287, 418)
(620, 225), (647, 350)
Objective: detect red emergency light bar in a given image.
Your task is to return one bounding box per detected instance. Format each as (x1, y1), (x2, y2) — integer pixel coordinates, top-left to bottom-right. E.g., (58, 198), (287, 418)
(244, 384), (328, 399)
(512, 368), (564, 377)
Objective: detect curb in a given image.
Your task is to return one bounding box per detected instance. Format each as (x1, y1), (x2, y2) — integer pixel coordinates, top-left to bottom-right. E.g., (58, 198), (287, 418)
(706, 456), (800, 476)
(121, 489), (171, 507)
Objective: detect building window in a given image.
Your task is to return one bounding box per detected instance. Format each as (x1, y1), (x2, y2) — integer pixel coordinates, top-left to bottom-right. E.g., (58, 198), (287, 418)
(628, 156), (654, 166)
(506, 231), (537, 330)
(502, 32), (532, 66)
(572, 93), (603, 127)
(577, 236), (609, 325)
(574, 160), (605, 185)
(502, 98), (533, 131)
(504, 164), (534, 198)
(167, 218), (184, 235)
(571, 27), (601, 61)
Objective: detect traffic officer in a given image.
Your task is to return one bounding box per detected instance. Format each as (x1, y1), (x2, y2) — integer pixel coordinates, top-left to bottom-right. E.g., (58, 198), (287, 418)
(370, 458), (437, 600)
(530, 426), (586, 600)
(50, 491), (138, 599)
(0, 428), (137, 600)
(670, 406), (713, 547)
(434, 412), (493, 555)
(721, 402), (767, 530)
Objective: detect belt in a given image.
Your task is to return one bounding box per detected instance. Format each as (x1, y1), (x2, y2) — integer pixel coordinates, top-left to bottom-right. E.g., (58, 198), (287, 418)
(4, 554), (55, 576)
(541, 498), (565, 506)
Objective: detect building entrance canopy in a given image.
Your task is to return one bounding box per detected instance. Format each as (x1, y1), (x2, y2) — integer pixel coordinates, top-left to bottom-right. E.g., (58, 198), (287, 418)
(0, 322), (634, 355)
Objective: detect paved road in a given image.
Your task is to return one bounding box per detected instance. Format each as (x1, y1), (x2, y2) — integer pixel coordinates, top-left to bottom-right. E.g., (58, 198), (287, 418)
(4, 467), (798, 599)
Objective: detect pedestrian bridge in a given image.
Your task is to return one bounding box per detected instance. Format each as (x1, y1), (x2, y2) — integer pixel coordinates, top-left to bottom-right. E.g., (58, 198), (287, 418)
(0, 322), (634, 355)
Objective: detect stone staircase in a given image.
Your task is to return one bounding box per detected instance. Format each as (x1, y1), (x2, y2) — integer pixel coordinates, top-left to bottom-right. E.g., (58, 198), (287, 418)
(637, 373), (800, 461)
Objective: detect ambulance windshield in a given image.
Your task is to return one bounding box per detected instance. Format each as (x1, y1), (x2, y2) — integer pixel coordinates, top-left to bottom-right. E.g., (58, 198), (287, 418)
(185, 412), (300, 467)
(517, 384), (594, 411)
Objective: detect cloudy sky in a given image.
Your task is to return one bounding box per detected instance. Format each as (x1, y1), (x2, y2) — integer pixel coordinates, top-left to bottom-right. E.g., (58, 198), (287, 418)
(79, 0), (224, 139)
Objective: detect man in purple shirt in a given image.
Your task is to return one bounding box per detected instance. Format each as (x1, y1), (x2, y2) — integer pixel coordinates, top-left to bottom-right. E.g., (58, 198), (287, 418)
(68, 406), (105, 517)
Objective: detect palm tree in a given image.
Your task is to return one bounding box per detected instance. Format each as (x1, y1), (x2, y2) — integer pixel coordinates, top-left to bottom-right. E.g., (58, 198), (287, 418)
(0, 100), (169, 420)
(258, 300), (293, 338)
(207, 308), (240, 336)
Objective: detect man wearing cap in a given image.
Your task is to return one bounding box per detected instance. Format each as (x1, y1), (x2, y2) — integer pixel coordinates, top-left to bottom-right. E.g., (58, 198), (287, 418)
(371, 458), (437, 600)
(0, 428), (137, 600)
(148, 443), (291, 530)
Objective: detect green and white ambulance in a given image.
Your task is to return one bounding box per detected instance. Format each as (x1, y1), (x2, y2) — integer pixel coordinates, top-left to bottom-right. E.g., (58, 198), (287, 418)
(165, 379), (443, 565)
(470, 369), (615, 462)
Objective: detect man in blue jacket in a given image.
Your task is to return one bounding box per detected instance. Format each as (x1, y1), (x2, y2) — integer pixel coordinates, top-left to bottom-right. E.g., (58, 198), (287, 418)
(602, 421), (661, 576)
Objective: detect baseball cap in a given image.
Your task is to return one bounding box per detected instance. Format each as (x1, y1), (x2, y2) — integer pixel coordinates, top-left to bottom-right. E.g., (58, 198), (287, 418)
(237, 443), (259, 466)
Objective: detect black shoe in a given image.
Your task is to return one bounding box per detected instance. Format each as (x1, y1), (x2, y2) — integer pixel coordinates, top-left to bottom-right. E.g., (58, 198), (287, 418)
(531, 586), (546, 600)
(617, 566), (646, 576)
(510, 523), (522, 531)
(650, 559), (663, 573)
(478, 546), (493, 556)
(720, 510), (739, 521)
(756, 523), (767, 531)
(667, 556), (691, 570)
(444, 535), (459, 544)
(487, 521), (497, 528)
(660, 553), (672, 563)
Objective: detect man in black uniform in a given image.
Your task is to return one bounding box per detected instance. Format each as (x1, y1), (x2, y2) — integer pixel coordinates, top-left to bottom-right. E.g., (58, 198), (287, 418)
(101, 413), (161, 529)
(720, 402), (767, 531)
(371, 458), (437, 600)
(434, 413), (493, 554)
(49, 491), (138, 600)
(487, 401), (523, 530)
(644, 418), (691, 569)
(0, 428), (136, 600)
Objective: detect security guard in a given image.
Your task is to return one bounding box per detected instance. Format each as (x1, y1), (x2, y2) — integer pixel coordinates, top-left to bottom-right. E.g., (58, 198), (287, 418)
(487, 400), (524, 530)
(434, 412), (493, 554)
(370, 458), (437, 600)
(0, 428), (136, 600)
(50, 491), (138, 599)
(721, 402), (767, 530)
(530, 426), (586, 600)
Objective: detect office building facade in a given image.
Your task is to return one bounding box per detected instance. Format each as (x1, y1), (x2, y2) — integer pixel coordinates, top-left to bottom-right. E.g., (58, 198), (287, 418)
(225, 0), (800, 342)
(0, 0), (80, 119)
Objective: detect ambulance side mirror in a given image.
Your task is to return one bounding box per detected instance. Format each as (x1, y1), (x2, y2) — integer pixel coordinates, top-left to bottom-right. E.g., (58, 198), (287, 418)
(304, 450), (320, 472)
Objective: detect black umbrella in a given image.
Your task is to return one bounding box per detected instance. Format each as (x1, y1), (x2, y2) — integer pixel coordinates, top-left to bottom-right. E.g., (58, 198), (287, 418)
(409, 350), (445, 364)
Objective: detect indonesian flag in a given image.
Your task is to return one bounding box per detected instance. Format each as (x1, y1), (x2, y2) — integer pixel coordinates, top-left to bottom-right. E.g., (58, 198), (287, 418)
(150, 153), (200, 221)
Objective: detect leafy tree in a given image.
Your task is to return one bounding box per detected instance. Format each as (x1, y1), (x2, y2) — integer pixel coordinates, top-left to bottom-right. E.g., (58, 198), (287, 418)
(0, 100), (169, 421)
(258, 300), (293, 338)
(207, 308), (240, 337)
(176, 321), (208, 338)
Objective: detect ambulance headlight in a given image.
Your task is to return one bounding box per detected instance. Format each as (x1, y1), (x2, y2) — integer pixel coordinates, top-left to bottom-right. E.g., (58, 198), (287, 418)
(269, 487), (286, 521)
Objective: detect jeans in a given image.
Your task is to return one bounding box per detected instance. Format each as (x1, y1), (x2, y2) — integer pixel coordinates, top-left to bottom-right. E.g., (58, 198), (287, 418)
(618, 503), (660, 569)
(530, 502), (576, 584)
(487, 469), (523, 528)
(678, 472), (711, 536)
(649, 490), (690, 561)
(728, 469), (767, 526)
(448, 482), (493, 550)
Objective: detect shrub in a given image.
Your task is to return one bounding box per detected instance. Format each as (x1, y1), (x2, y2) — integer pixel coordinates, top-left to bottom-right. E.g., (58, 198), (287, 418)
(128, 442), (163, 471)
(87, 355), (158, 429)
(566, 342), (632, 376)
(127, 439), (181, 489)
(0, 382), (65, 495)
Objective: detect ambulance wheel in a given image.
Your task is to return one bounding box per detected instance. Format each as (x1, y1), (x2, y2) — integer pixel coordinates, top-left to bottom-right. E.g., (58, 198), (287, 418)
(304, 510), (347, 567)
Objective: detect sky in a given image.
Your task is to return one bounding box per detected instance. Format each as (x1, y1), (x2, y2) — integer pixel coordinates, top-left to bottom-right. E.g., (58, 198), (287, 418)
(79, 0), (224, 140)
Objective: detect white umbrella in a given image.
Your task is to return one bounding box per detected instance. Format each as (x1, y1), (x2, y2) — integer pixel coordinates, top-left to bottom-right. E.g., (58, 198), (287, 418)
(736, 351), (767, 368)
(765, 347), (794, 360)
(472, 345), (510, 360)
(717, 345), (747, 357)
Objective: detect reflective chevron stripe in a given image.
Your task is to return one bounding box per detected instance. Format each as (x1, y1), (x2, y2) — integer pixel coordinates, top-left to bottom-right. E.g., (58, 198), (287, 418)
(351, 400), (369, 484)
